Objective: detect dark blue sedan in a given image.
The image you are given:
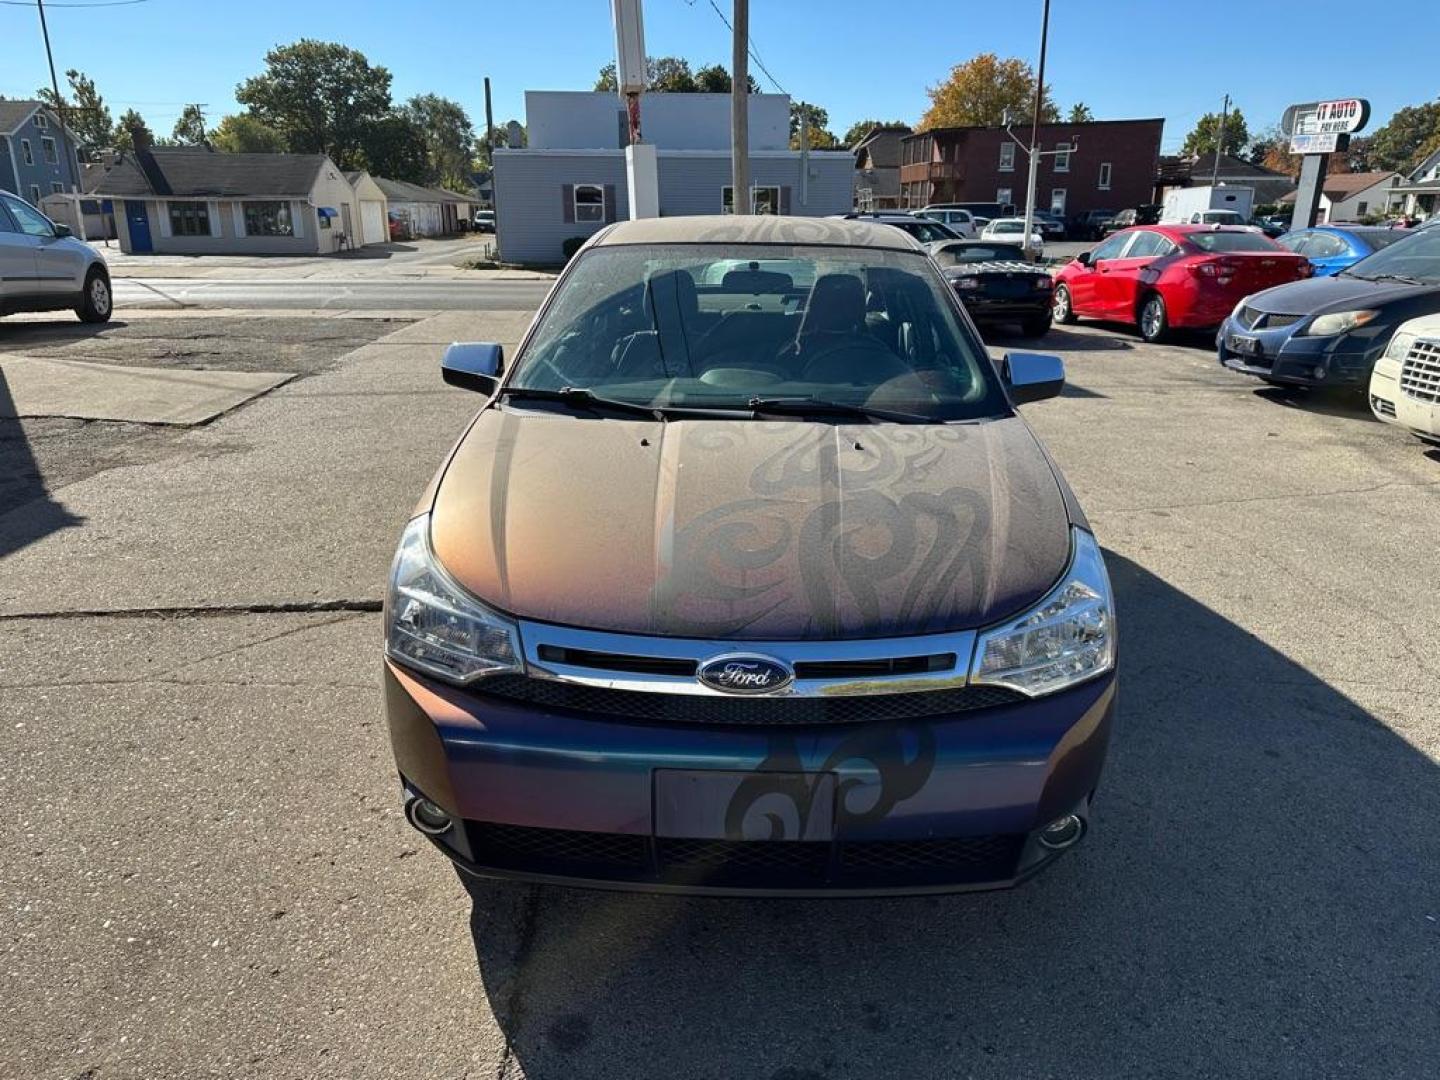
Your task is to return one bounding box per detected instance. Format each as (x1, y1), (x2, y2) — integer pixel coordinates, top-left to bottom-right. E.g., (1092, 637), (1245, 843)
(1276, 226), (1407, 276)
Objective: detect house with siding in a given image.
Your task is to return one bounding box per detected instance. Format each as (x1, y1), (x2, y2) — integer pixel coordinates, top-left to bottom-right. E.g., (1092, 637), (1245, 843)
(87, 134), (363, 254)
(1278, 170), (1402, 223)
(343, 171), (390, 246)
(851, 125), (911, 210)
(371, 177), (476, 238)
(492, 91), (853, 264)
(1387, 147), (1440, 221)
(0, 100), (85, 203)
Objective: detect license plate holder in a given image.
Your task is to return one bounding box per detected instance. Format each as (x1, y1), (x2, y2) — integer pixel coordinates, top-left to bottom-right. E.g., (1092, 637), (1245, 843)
(1229, 334), (1262, 358)
(654, 769), (837, 842)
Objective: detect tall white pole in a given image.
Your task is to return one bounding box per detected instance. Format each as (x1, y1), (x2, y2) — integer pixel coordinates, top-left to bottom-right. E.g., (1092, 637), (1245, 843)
(731, 0), (750, 213)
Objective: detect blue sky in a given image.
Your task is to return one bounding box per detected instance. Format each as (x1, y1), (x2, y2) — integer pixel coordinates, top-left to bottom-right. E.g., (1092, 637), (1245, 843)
(2, 0), (1436, 154)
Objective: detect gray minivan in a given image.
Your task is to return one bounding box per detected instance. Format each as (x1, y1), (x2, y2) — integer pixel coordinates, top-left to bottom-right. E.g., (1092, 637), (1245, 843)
(0, 191), (112, 322)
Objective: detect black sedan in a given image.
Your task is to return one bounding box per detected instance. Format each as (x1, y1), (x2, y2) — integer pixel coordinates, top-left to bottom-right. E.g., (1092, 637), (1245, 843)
(1217, 226), (1440, 389)
(929, 240), (1054, 337)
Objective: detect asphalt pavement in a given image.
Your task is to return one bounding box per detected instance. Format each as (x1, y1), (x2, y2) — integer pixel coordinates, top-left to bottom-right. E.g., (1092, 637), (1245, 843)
(2, 309), (1437, 1079)
(112, 277), (555, 312)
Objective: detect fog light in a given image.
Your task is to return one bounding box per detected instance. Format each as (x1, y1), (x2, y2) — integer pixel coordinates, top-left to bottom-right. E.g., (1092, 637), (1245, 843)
(1312, 366), (1327, 380)
(1037, 813), (1084, 851)
(406, 797), (453, 835)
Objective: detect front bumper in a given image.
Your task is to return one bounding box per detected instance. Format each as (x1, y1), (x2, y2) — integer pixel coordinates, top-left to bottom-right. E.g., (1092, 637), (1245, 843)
(1369, 357), (1440, 440)
(956, 287), (1052, 322)
(384, 661), (1116, 895)
(1217, 315), (1384, 387)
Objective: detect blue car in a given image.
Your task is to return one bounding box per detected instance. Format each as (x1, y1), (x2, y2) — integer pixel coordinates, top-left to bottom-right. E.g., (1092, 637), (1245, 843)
(1275, 226), (1407, 276)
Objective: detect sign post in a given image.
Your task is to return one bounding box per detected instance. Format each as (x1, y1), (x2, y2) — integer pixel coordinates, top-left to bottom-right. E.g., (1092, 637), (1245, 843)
(1281, 98), (1371, 229)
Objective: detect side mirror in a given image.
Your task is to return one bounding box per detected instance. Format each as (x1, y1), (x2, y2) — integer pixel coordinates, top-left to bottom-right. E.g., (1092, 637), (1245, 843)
(1076, 251), (1092, 266)
(441, 341), (503, 395)
(52, 223), (72, 238)
(1002, 351), (1065, 405)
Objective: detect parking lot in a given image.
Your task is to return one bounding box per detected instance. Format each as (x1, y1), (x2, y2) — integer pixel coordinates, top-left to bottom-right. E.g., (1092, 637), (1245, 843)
(2, 306), (1437, 1079)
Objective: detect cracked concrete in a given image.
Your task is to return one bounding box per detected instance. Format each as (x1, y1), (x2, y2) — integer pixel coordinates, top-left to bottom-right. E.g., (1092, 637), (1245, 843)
(2, 314), (1438, 1080)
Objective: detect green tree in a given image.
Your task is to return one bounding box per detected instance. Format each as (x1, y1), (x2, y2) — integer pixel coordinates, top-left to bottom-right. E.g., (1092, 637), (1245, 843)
(402, 93), (476, 187)
(170, 104), (208, 146)
(841, 118), (910, 146)
(1181, 109), (1250, 158)
(919, 54), (1057, 130)
(1066, 102), (1095, 123)
(112, 108), (149, 152)
(362, 113), (429, 183)
(475, 120), (526, 169)
(1366, 100), (1440, 172)
(36, 69), (113, 150)
(693, 64), (758, 93)
(209, 113), (286, 154)
(789, 102), (838, 149)
(649, 57), (696, 93)
(236, 39), (393, 166)
(596, 57), (754, 94)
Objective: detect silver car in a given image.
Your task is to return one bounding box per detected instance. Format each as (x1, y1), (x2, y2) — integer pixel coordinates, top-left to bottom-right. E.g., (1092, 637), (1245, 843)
(0, 191), (112, 323)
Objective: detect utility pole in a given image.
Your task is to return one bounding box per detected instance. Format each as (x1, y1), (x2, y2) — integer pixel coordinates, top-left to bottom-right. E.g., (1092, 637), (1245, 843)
(483, 76), (495, 214)
(35, 0), (78, 195)
(1211, 93), (1230, 185)
(1021, 0), (1051, 258)
(730, 0), (750, 213)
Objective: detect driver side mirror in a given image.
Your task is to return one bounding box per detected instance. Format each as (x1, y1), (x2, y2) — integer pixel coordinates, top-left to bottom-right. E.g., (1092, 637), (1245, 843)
(1075, 251), (1092, 266)
(52, 223), (72, 238)
(1002, 352), (1065, 405)
(441, 341), (503, 395)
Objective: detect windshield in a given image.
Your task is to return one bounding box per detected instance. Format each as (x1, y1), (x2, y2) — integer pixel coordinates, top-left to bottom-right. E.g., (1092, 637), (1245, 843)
(933, 244), (1027, 265)
(1201, 211), (1244, 224)
(507, 243), (1009, 422)
(1186, 231), (1278, 253)
(897, 220), (958, 243)
(1345, 228), (1440, 281)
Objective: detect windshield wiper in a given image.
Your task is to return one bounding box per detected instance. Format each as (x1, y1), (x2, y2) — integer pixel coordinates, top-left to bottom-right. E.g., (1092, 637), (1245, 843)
(501, 386), (668, 421)
(1365, 272), (1427, 286)
(747, 396), (931, 424)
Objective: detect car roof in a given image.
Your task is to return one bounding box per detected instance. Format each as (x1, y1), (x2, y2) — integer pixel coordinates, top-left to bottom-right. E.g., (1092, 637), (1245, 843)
(592, 214), (922, 251)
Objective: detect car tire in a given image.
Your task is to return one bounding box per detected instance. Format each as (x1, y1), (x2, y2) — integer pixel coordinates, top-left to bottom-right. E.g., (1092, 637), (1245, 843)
(1052, 284), (1076, 324)
(1020, 315), (1052, 338)
(1138, 293), (1168, 343)
(76, 268), (113, 324)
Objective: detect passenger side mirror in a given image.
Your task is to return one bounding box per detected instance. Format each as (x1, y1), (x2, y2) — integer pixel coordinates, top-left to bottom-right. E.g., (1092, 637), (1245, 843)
(441, 341), (504, 395)
(1076, 251), (1091, 266)
(52, 223), (72, 238)
(1002, 352), (1065, 405)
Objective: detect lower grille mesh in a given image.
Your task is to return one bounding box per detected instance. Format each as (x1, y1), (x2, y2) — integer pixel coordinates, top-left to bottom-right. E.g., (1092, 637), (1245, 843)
(464, 821), (1025, 889)
(475, 675), (1025, 726)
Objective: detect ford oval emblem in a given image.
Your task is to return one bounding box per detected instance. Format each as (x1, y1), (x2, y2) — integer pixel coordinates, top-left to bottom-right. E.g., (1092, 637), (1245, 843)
(697, 654), (794, 695)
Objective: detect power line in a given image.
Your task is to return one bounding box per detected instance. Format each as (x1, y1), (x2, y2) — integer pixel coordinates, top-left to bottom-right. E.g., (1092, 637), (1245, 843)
(0, 0), (150, 7)
(696, 0), (787, 95)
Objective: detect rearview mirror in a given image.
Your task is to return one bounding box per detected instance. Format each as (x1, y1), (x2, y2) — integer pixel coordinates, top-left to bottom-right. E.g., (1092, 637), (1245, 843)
(1076, 251), (1091, 266)
(52, 223), (72, 238)
(441, 341), (503, 395)
(1002, 352), (1065, 405)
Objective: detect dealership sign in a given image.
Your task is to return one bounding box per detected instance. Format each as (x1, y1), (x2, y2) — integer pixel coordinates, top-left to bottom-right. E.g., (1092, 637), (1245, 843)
(1282, 98), (1371, 152)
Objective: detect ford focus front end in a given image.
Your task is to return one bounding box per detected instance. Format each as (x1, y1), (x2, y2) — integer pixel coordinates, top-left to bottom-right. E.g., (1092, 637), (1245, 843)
(383, 216), (1117, 895)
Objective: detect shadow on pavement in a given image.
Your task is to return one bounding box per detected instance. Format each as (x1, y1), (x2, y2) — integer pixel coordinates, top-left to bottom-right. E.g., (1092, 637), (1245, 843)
(0, 368), (83, 555)
(332, 243), (420, 260)
(1252, 385), (1377, 424)
(1034, 326), (1135, 351)
(462, 552), (1437, 1079)
(0, 319), (131, 347)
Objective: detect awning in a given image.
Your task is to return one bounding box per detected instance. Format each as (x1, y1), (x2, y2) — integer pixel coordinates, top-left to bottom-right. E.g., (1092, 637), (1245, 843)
(317, 207), (339, 218)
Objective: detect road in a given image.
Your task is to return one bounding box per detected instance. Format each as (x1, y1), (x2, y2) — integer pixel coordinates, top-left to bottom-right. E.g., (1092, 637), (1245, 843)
(3, 309), (1438, 1079)
(113, 276), (555, 311)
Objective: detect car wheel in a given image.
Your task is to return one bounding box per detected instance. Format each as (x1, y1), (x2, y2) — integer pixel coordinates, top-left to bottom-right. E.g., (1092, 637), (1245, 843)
(1052, 284), (1076, 324)
(1139, 293), (1168, 343)
(76, 268), (113, 323)
(1020, 315), (1052, 338)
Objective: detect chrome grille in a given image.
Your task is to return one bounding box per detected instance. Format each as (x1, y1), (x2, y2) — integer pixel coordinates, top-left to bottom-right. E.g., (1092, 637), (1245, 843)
(1400, 338), (1440, 403)
(1239, 306), (1302, 331)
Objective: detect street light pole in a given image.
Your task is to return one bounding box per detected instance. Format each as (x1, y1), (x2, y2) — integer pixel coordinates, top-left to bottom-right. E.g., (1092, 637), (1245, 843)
(730, 0), (750, 213)
(1022, 0), (1051, 259)
(1210, 94), (1230, 186)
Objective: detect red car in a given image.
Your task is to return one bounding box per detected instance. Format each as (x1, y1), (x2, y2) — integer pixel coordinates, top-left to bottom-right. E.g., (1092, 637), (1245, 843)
(1052, 225), (1311, 342)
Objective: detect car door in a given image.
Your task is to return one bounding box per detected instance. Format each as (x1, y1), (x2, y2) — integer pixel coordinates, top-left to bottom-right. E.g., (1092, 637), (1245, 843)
(1097, 230), (1164, 319)
(0, 197), (43, 301)
(1305, 231), (1351, 276)
(3, 195), (78, 294)
(1069, 232), (1132, 315)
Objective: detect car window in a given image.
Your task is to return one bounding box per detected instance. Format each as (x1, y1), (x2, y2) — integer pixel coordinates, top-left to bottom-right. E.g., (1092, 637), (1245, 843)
(2, 196), (55, 238)
(1277, 231), (1312, 254)
(1124, 231), (1168, 258)
(933, 244), (1027, 265)
(508, 243), (1010, 423)
(1307, 233), (1348, 258)
(1345, 227), (1440, 282)
(1356, 230), (1405, 251)
(902, 220), (957, 243)
(1090, 233), (1130, 261)
(1186, 231), (1278, 253)
(0, 202), (17, 233)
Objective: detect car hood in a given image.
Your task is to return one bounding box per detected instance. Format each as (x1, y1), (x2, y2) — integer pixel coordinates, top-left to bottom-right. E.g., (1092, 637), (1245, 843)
(428, 412), (1073, 640)
(1250, 273), (1438, 314)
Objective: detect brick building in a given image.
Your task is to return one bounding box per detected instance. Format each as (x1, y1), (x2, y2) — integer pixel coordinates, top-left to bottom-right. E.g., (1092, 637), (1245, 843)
(898, 118), (1164, 219)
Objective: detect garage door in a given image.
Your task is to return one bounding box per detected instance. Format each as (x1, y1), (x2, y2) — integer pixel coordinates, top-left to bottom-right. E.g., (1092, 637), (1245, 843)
(360, 200), (386, 246)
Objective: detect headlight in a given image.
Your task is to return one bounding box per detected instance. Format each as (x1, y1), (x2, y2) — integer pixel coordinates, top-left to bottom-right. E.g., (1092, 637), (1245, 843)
(1384, 331), (1416, 360)
(1230, 295), (1252, 320)
(954, 277), (981, 290)
(386, 514), (522, 684)
(1304, 309), (1378, 337)
(969, 528), (1115, 697)
(1034, 275), (1053, 289)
